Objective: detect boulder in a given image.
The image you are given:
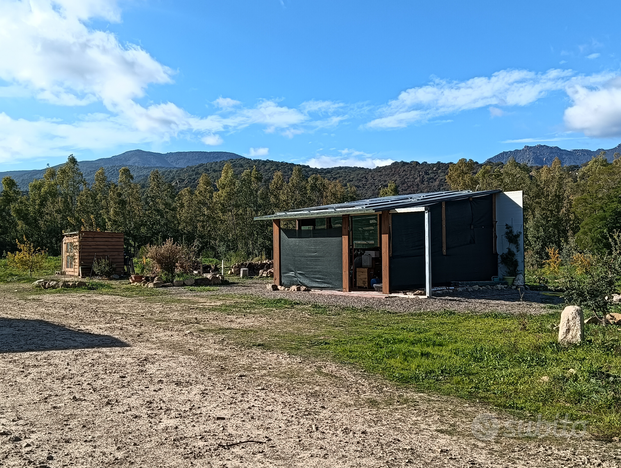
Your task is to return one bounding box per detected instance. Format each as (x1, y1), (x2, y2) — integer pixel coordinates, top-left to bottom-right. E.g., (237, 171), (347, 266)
(33, 279), (46, 288)
(558, 306), (584, 345)
(193, 278), (211, 286)
(173, 280), (184, 287)
(612, 294), (621, 303)
(277, 285), (287, 291)
(111, 274), (120, 280)
(183, 278), (195, 286)
(152, 281), (164, 288)
(266, 284), (278, 291)
(46, 281), (59, 289)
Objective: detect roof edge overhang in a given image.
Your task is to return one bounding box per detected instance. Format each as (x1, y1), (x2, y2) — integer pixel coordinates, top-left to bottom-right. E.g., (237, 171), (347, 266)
(254, 189), (501, 221)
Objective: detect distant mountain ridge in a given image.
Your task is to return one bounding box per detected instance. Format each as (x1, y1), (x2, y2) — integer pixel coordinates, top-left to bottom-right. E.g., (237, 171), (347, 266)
(486, 144), (621, 166)
(0, 150), (245, 190)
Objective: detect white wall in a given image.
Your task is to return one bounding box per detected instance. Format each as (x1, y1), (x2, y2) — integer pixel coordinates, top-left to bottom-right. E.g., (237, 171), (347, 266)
(495, 191), (524, 278)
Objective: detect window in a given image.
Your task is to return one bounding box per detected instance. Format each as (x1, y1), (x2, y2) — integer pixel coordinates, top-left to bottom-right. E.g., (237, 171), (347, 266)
(66, 242), (75, 269)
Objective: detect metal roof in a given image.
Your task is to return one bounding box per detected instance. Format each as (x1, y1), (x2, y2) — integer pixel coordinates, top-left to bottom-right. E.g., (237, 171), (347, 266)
(254, 189), (501, 221)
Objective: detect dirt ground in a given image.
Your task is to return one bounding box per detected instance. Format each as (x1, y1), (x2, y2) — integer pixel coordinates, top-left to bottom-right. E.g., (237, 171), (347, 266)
(0, 282), (620, 467)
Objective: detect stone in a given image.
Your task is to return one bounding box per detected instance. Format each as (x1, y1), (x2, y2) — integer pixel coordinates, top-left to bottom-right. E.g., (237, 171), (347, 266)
(266, 284), (278, 291)
(183, 278), (195, 286)
(147, 283), (155, 288)
(585, 316), (601, 325)
(111, 274), (120, 280)
(193, 278), (210, 286)
(240, 268), (249, 278)
(612, 294), (621, 303)
(605, 313), (621, 325)
(33, 279), (46, 288)
(277, 285), (287, 291)
(210, 275), (222, 285)
(46, 281), (59, 289)
(301, 286), (311, 292)
(173, 280), (184, 287)
(558, 306), (584, 345)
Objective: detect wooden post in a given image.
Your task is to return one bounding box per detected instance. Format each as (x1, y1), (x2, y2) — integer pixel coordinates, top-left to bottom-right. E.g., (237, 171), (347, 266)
(273, 220), (281, 286)
(342, 215), (350, 292)
(442, 202), (447, 255)
(381, 211), (391, 294)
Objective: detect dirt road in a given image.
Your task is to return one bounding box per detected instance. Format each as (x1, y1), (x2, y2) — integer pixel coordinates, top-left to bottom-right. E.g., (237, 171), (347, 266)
(0, 285), (619, 467)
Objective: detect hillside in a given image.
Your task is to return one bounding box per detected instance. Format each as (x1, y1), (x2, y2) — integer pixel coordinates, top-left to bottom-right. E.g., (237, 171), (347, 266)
(486, 144), (621, 166)
(158, 159), (453, 199)
(0, 150), (245, 190)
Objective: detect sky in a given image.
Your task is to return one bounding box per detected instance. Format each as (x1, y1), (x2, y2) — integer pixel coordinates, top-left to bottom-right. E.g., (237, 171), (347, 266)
(2, 0), (621, 171)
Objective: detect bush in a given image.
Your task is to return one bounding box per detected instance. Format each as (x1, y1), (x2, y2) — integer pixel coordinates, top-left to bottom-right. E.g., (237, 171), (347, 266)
(560, 232), (621, 321)
(91, 258), (115, 277)
(146, 239), (183, 279)
(6, 237), (48, 277)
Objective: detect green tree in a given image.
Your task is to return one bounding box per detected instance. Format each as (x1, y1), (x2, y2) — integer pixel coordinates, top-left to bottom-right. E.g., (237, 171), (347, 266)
(379, 181), (399, 197)
(142, 169), (176, 245)
(446, 158), (477, 190)
(0, 177), (22, 253)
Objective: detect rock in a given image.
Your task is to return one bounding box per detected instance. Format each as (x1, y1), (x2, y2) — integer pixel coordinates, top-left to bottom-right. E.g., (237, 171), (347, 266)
(278, 285), (287, 291)
(173, 280), (184, 287)
(111, 274), (120, 280)
(267, 284), (278, 291)
(75, 281), (87, 288)
(301, 286), (311, 292)
(183, 278), (195, 286)
(605, 313), (621, 325)
(46, 281), (59, 289)
(193, 278), (210, 286)
(210, 275), (222, 285)
(585, 316), (601, 325)
(152, 282), (164, 288)
(33, 279), (46, 288)
(558, 306), (584, 345)
(612, 294), (621, 303)
(147, 283), (155, 288)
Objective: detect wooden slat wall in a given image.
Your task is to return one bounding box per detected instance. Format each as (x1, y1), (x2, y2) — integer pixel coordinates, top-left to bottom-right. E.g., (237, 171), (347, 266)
(381, 211), (391, 294)
(67, 231), (125, 277)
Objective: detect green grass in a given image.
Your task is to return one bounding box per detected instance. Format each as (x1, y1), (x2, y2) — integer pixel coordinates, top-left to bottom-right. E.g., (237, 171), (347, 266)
(0, 256), (62, 283)
(199, 297), (621, 439)
(184, 286), (219, 292)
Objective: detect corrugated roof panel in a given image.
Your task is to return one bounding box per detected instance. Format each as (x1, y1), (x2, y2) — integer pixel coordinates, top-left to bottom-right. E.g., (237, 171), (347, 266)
(254, 189), (501, 221)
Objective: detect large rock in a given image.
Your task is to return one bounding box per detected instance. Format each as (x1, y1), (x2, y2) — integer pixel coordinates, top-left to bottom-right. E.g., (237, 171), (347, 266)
(612, 294), (621, 303)
(266, 284), (278, 291)
(605, 313), (621, 325)
(33, 279), (46, 288)
(173, 280), (184, 287)
(558, 306), (584, 345)
(183, 278), (195, 286)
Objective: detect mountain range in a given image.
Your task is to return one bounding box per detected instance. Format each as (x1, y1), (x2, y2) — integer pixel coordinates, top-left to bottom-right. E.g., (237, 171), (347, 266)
(485, 143), (621, 166)
(0, 150), (245, 190)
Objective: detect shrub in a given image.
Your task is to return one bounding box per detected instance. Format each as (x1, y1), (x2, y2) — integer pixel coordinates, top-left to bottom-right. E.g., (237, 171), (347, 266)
(176, 241), (201, 274)
(560, 232), (621, 321)
(146, 239), (183, 279)
(6, 237), (48, 277)
(543, 246), (562, 275)
(91, 257), (115, 277)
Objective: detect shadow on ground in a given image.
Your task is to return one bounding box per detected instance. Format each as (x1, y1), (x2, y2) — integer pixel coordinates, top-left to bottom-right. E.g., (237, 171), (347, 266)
(0, 318), (129, 353)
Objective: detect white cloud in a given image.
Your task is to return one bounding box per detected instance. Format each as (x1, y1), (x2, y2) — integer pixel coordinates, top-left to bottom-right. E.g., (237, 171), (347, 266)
(249, 147), (269, 157)
(306, 148), (395, 169)
(202, 134), (223, 146)
(489, 106), (505, 118)
(564, 77), (621, 138)
(0, 1), (350, 162)
(587, 53), (600, 60)
(213, 97), (241, 109)
(365, 69), (613, 129)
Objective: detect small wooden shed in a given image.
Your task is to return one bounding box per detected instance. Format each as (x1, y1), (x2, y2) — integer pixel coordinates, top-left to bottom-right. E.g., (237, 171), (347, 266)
(61, 231), (124, 277)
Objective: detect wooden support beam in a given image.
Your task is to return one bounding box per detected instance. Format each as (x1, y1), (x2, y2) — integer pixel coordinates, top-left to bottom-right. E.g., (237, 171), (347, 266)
(342, 215), (350, 292)
(442, 202), (447, 256)
(273, 220), (281, 286)
(381, 211), (391, 294)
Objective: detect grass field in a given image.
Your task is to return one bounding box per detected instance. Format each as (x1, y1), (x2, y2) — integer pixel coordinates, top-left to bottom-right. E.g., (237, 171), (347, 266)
(0, 256), (61, 283)
(199, 296), (621, 439)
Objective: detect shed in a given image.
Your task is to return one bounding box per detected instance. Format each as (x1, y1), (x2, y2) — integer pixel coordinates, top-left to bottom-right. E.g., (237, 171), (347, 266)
(61, 231), (125, 277)
(255, 190), (524, 296)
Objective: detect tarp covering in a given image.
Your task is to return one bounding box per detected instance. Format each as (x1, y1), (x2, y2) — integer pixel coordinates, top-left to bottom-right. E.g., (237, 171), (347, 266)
(390, 195), (497, 289)
(281, 228), (343, 289)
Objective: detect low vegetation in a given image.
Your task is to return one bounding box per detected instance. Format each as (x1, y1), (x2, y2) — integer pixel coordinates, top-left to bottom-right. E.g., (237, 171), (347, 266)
(197, 296), (621, 439)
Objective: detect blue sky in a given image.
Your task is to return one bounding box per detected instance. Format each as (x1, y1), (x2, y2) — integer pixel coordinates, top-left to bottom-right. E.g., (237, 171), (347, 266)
(2, 0), (621, 171)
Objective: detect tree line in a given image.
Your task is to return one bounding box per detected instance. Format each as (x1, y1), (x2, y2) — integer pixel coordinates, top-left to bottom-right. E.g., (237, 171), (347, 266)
(2, 152), (620, 267)
(0, 156), (358, 260)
